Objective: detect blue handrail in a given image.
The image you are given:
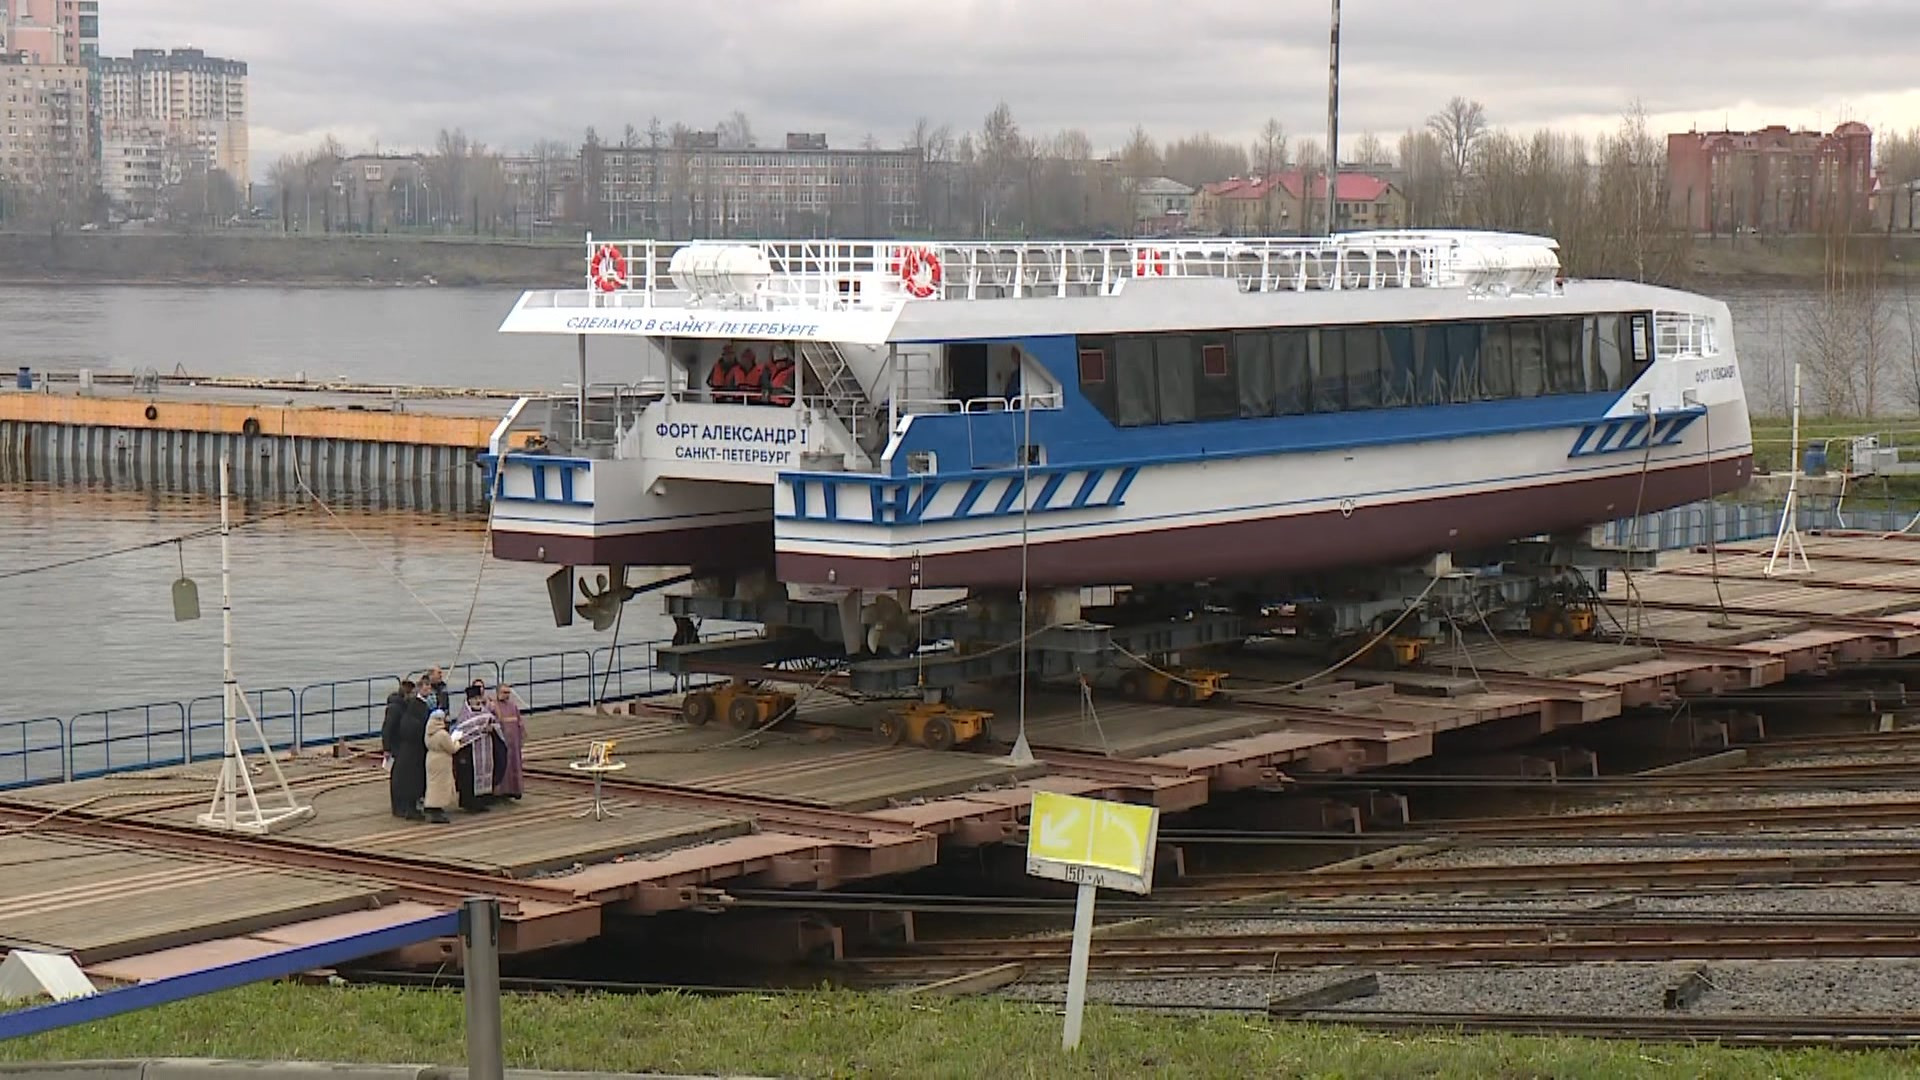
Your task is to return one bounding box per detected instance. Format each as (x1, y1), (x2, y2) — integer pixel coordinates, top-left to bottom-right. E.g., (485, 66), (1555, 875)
(0, 635), (713, 794)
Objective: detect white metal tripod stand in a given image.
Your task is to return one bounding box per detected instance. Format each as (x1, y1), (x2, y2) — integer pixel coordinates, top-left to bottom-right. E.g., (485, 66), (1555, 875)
(1765, 364), (1813, 578)
(198, 455), (315, 834)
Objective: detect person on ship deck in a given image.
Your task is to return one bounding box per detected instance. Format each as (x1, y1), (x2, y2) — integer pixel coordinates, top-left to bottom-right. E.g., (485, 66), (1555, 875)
(707, 344), (746, 404)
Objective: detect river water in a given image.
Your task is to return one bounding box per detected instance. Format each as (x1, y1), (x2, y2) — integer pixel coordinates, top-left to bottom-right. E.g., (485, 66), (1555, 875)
(0, 279), (1901, 724)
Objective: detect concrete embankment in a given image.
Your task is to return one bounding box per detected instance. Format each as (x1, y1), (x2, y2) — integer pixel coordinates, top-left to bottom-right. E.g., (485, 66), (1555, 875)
(0, 232), (580, 287)
(0, 375), (530, 513)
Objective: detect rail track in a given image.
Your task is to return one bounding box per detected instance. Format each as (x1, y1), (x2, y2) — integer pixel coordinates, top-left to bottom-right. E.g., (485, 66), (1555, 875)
(845, 915), (1920, 974)
(1286, 1011), (1920, 1049)
(1166, 849), (1920, 899)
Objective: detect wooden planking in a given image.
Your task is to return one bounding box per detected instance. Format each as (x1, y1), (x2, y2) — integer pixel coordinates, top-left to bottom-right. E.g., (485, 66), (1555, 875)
(523, 711), (1043, 812)
(1418, 637), (1663, 679)
(1590, 606), (1806, 646)
(1605, 573), (1920, 618)
(2, 756), (752, 878)
(0, 831), (392, 962)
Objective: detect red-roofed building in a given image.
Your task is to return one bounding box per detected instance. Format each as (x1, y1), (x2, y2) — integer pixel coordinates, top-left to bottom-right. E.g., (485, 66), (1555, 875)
(1192, 169), (1405, 235)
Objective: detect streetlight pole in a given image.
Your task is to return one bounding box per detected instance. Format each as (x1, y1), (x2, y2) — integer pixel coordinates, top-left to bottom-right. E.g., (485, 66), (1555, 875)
(1324, 0), (1341, 236)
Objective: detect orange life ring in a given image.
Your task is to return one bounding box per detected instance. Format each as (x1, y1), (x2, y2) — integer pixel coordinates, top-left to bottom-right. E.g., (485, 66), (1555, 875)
(1133, 248), (1167, 277)
(898, 246), (943, 299)
(589, 244), (628, 293)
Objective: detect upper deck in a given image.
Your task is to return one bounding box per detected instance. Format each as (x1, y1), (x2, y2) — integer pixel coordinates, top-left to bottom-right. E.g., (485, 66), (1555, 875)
(499, 231), (1572, 344)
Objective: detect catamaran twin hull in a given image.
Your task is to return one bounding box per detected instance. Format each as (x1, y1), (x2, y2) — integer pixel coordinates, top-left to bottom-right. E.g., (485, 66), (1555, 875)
(483, 233), (1754, 593)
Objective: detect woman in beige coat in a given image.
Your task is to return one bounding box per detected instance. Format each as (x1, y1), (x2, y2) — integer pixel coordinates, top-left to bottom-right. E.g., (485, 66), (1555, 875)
(422, 709), (457, 824)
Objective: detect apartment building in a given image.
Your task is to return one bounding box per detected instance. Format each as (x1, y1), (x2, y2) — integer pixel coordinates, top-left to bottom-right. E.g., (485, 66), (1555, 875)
(1667, 122), (1874, 234)
(588, 131), (922, 238)
(98, 46), (247, 214)
(0, 0), (89, 65)
(0, 53), (86, 201)
(0, 0), (93, 204)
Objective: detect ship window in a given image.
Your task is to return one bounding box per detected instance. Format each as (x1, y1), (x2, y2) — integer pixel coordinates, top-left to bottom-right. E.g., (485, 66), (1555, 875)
(1310, 331), (1343, 412)
(1273, 331), (1311, 415)
(1382, 326), (1418, 408)
(1113, 336), (1157, 426)
(1418, 324), (1451, 405)
(1444, 323), (1482, 403)
(1078, 347), (1107, 384)
(1232, 331), (1274, 417)
(1341, 327), (1383, 410)
(1155, 335), (1197, 424)
(1511, 321), (1546, 398)
(1545, 318), (1582, 393)
(1590, 315), (1626, 391)
(1195, 335), (1238, 419)
(1479, 323), (1515, 399)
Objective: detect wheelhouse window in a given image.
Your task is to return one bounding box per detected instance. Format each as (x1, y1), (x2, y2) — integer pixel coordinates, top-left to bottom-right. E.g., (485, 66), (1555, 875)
(1075, 310), (1657, 428)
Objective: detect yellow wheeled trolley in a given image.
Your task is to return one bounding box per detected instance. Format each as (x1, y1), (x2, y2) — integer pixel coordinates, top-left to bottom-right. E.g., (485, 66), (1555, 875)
(875, 702), (993, 751)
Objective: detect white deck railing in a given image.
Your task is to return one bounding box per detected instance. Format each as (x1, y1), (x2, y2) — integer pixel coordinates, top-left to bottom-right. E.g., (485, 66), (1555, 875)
(1654, 311), (1719, 359)
(577, 231), (1565, 312)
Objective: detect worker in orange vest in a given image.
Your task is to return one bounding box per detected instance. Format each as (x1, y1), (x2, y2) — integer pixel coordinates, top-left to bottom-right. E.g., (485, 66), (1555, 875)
(767, 347), (796, 407)
(734, 347), (768, 404)
(707, 345), (744, 403)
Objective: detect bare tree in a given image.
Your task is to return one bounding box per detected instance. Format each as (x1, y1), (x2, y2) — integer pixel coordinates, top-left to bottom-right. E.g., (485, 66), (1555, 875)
(1427, 97), (1488, 177)
(1349, 131), (1391, 168)
(903, 117), (954, 233)
(431, 128), (472, 226)
(1426, 96), (1488, 218)
(1161, 133), (1247, 189)
(1250, 118), (1288, 175)
(1396, 128), (1450, 226)
(978, 102), (1023, 235)
(717, 110), (755, 149)
(1294, 137), (1325, 174)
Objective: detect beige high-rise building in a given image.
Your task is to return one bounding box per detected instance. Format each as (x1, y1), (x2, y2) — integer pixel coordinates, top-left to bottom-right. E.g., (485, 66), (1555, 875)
(0, 56), (87, 201)
(98, 47), (247, 212)
(0, 0), (93, 206)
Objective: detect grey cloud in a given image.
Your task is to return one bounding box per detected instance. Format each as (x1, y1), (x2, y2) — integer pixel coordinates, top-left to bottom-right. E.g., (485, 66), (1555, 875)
(103, 0), (1920, 178)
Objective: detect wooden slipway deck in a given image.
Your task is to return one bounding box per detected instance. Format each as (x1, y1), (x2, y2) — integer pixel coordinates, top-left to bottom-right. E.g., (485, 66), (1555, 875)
(12, 530), (1920, 983)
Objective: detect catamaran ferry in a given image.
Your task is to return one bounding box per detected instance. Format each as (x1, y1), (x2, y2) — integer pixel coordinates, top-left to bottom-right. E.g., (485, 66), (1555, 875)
(480, 232), (1751, 597)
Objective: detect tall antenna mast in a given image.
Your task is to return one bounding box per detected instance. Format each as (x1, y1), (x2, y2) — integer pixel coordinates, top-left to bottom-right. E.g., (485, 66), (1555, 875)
(1006, 361), (1036, 768)
(199, 454), (314, 834)
(1324, 0), (1341, 236)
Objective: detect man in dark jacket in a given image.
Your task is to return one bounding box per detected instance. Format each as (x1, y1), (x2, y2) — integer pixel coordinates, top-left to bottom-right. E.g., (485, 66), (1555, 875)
(384, 678), (427, 820)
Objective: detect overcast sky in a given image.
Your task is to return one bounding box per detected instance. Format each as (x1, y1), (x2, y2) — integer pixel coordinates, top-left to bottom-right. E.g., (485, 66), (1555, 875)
(104, 0), (1920, 180)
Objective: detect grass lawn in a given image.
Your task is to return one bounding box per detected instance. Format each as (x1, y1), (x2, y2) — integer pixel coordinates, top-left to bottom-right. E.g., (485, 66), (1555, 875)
(1, 982), (1912, 1079)
(1745, 415), (1920, 505)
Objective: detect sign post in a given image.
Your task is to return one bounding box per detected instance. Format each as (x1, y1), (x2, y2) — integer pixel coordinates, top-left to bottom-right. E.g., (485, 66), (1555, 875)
(1025, 790), (1161, 1051)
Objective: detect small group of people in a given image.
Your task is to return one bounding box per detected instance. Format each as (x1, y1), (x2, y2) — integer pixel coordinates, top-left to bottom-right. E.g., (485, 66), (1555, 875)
(705, 343), (798, 406)
(380, 667), (526, 824)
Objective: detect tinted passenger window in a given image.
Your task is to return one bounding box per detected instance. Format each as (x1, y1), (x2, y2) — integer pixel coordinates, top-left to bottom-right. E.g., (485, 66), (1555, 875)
(1274, 331), (1311, 415)
(1114, 337), (1157, 426)
(1155, 335), (1197, 423)
(1233, 331), (1274, 417)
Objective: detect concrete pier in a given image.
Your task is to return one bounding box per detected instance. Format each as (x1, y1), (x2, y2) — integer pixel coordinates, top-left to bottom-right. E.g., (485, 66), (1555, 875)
(0, 375), (537, 514)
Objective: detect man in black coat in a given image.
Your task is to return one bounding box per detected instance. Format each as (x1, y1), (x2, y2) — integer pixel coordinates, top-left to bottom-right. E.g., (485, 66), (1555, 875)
(383, 678), (428, 821)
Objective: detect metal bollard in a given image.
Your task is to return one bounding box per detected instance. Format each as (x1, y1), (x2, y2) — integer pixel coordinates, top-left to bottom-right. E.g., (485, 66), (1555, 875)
(461, 897), (504, 1080)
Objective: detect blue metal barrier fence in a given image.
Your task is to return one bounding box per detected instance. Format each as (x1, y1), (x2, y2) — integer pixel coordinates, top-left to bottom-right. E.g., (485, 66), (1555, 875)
(0, 633), (742, 794)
